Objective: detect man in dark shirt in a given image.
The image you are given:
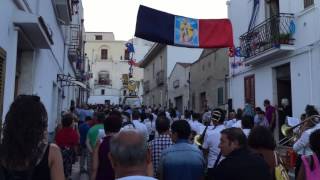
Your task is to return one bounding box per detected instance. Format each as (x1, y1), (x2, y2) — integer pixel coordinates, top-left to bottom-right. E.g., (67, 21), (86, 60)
(213, 127), (271, 180)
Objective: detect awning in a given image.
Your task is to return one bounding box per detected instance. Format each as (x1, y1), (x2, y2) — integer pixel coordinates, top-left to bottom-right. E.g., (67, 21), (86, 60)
(13, 10), (53, 49)
(57, 74), (88, 90)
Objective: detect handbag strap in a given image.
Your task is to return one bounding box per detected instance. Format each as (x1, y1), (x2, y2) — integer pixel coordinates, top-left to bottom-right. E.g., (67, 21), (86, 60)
(214, 152), (222, 168)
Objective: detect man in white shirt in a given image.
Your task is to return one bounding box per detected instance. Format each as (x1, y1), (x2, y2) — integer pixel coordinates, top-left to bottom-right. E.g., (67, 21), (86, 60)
(202, 108), (226, 179)
(293, 121), (320, 155)
(189, 113), (203, 134)
(224, 110), (237, 128)
(122, 110), (149, 141)
(109, 130), (157, 180)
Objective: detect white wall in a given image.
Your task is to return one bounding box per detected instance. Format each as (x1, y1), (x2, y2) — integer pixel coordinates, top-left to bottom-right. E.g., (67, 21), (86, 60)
(228, 0), (320, 117)
(0, 0), (84, 134)
(0, 1), (19, 121)
(168, 64), (190, 110)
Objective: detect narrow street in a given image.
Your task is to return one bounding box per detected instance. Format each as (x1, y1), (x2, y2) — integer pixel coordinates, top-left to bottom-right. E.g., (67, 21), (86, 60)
(71, 162), (89, 180)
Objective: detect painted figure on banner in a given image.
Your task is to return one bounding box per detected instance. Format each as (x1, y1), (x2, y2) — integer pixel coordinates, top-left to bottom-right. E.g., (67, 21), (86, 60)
(175, 16), (199, 46)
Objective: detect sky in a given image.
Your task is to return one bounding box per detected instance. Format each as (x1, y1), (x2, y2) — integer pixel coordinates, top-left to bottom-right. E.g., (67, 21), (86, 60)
(82, 0), (228, 41)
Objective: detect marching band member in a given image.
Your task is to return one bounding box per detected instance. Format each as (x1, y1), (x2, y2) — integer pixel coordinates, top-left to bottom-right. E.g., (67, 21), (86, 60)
(202, 108), (226, 179)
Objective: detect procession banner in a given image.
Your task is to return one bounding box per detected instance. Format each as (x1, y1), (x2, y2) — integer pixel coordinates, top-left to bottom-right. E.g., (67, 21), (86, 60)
(135, 5), (234, 48)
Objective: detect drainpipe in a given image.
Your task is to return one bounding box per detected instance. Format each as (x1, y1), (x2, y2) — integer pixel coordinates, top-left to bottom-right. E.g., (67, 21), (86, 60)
(308, 46), (313, 104)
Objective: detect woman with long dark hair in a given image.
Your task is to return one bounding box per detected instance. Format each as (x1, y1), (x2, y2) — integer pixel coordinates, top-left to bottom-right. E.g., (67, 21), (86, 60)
(0, 95), (64, 180)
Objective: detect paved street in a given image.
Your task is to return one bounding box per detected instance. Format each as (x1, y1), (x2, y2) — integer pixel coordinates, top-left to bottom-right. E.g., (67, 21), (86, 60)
(71, 161), (89, 180)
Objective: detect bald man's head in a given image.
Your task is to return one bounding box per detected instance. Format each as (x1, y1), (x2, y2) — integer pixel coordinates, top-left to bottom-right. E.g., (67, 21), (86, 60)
(109, 130), (148, 167)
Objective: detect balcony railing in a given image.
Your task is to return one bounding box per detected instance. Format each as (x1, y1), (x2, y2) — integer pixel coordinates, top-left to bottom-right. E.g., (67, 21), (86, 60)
(94, 79), (112, 86)
(173, 80), (180, 88)
(156, 70), (165, 86)
(240, 13), (295, 60)
(68, 24), (82, 61)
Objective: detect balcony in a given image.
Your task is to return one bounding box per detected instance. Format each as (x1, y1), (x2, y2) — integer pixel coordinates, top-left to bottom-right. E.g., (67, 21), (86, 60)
(240, 13), (295, 65)
(94, 79), (112, 87)
(53, 0), (72, 24)
(68, 24), (82, 62)
(156, 70), (165, 86)
(173, 80), (180, 88)
(143, 81), (150, 94)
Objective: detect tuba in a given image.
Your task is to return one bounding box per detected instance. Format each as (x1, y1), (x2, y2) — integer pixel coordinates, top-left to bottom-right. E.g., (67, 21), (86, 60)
(194, 125), (209, 146)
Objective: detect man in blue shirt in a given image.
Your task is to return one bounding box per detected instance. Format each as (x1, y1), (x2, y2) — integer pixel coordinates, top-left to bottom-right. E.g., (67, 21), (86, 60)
(79, 116), (93, 173)
(158, 120), (205, 180)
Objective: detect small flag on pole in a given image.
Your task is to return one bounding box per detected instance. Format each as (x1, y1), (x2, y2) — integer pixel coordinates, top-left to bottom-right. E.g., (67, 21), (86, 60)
(125, 42), (135, 53)
(135, 5), (234, 48)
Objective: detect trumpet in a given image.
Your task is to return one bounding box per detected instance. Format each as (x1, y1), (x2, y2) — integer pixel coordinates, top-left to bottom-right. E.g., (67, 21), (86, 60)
(279, 115), (320, 145)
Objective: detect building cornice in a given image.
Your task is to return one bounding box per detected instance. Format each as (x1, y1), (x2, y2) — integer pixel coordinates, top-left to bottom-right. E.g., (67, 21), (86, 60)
(138, 43), (165, 68)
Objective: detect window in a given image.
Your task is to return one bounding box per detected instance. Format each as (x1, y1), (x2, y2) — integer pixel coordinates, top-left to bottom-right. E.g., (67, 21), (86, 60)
(124, 49), (130, 60)
(101, 89), (105, 95)
(218, 87), (224, 105)
(98, 71), (111, 85)
(200, 92), (206, 111)
(95, 35), (102, 40)
(244, 75), (255, 106)
(101, 49), (108, 60)
(0, 47), (6, 136)
(304, 0), (314, 8)
(192, 93), (195, 110)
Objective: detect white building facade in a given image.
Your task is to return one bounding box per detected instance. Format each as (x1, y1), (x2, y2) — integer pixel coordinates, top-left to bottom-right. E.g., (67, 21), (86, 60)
(0, 0), (87, 139)
(167, 63), (191, 112)
(228, 0), (320, 118)
(85, 33), (151, 104)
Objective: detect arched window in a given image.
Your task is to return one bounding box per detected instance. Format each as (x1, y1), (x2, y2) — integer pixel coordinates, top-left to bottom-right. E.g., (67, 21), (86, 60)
(98, 71), (111, 85)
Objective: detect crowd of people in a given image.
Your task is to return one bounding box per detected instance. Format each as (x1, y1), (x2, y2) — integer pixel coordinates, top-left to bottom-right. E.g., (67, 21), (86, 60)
(0, 95), (320, 180)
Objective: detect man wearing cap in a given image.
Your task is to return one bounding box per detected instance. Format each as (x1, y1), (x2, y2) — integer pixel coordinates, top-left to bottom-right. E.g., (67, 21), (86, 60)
(202, 108), (226, 179)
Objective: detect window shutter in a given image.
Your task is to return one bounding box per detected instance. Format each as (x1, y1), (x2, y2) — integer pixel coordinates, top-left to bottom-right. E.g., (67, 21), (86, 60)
(218, 87), (224, 105)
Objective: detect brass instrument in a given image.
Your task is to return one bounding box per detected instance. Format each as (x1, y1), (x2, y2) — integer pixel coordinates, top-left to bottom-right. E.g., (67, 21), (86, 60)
(194, 125), (209, 146)
(279, 115), (320, 145)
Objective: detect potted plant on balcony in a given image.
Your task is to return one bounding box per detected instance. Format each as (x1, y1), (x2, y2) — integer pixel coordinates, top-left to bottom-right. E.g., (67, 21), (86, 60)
(279, 33), (290, 44)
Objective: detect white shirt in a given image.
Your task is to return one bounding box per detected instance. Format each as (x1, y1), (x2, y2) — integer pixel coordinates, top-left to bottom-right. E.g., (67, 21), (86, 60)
(242, 129), (251, 137)
(232, 120), (242, 128)
(152, 113), (158, 121)
(144, 118), (156, 136)
(202, 124), (225, 168)
(293, 123), (320, 155)
(122, 120), (149, 141)
(224, 119), (237, 128)
(117, 175), (157, 180)
(189, 120), (203, 134)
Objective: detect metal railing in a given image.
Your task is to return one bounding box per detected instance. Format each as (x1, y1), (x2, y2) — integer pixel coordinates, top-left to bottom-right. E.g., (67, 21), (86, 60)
(240, 13), (295, 59)
(173, 80), (180, 88)
(94, 79), (112, 86)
